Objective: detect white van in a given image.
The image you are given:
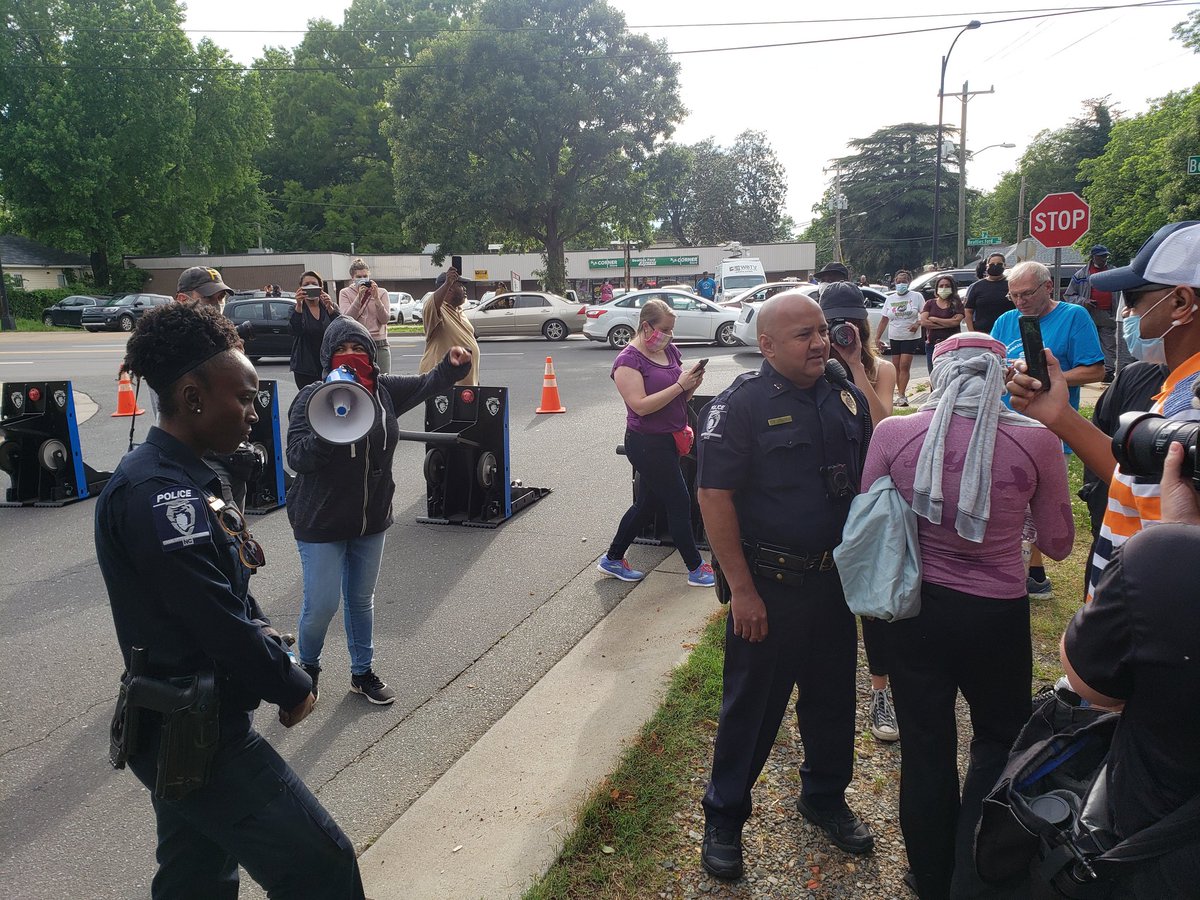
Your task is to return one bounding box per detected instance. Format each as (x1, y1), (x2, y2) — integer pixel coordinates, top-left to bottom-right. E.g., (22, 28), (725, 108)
(715, 258), (767, 303)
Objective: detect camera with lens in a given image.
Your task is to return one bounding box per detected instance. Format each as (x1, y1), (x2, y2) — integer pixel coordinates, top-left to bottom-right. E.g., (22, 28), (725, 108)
(1112, 411), (1200, 488)
(821, 463), (853, 499)
(235, 321), (255, 342)
(829, 319), (858, 348)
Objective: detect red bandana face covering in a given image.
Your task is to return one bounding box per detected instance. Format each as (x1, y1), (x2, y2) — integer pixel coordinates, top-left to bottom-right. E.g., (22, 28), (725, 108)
(330, 352), (375, 393)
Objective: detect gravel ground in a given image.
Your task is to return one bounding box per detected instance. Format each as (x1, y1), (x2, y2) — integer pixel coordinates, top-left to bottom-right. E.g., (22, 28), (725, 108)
(654, 644), (972, 900)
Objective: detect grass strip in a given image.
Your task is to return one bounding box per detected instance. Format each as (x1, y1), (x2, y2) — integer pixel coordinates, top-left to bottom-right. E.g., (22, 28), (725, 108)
(524, 610), (729, 900)
(387, 323), (425, 335)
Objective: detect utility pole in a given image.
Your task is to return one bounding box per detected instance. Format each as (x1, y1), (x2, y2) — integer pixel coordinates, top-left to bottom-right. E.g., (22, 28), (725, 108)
(1016, 173), (1028, 242)
(824, 163), (847, 263)
(0, 249), (14, 332)
(953, 81), (995, 267)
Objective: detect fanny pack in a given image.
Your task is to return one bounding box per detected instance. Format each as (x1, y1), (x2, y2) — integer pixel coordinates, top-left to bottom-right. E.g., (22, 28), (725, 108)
(672, 425), (694, 456)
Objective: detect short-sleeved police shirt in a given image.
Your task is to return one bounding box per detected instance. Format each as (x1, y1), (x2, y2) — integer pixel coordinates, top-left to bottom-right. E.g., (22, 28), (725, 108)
(95, 427), (310, 736)
(697, 361), (868, 552)
(1064, 525), (1200, 837)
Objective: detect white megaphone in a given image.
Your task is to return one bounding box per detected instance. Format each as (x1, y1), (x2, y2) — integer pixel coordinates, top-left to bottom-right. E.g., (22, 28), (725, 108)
(306, 366), (376, 444)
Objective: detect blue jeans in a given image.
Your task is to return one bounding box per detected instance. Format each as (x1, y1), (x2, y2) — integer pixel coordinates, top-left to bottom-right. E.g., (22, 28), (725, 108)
(296, 532), (387, 675)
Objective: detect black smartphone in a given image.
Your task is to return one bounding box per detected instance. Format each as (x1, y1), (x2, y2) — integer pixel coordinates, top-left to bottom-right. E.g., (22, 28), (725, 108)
(303, 285), (321, 298)
(451, 255), (464, 274)
(695, 358), (709, 370)
(1019, 315), (1049, 389)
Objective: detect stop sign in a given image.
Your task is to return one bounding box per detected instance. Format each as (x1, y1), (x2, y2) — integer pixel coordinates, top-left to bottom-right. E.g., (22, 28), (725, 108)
(1029, 192), (1091, 249)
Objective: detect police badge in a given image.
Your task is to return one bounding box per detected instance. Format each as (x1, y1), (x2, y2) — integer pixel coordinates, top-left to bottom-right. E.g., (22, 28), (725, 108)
(840, 390), (857, 415)
(434, 395), (449, 415)
(485, 397), (500, 416)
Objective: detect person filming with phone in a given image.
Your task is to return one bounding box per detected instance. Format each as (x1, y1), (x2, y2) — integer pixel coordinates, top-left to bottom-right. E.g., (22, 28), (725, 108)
(338, 258), (391, 373)
(291, 270), (340, 389)
(991, 260), (1104, 600)
(596, 298), (714, 588)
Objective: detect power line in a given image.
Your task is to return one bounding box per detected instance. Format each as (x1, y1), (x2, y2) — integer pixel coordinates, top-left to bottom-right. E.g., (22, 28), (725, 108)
(2, 1), (1190, 73)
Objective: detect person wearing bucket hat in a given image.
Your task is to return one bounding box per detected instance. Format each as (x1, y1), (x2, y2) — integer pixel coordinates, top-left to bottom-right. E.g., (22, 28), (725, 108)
(821, 281), (899, 744)
(863, 332), (1072, 898)
(815, 261), (851, 284)
(1066, 244), (1121, 381)
(1008, 221), (1200, 606)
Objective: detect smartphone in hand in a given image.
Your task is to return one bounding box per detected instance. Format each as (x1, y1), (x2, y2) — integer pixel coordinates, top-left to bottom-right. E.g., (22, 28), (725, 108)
(303, 285), (321, 298)
(694, 358), (709, 370)
(1018, 315), (1049, 389)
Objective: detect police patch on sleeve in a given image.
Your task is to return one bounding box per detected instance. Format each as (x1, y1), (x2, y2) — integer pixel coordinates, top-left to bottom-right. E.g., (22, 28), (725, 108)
(701, 403), (726, 440)
(152, 486), (212, 551)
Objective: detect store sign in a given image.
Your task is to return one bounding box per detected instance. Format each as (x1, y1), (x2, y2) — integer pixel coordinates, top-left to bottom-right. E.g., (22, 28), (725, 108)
(587, 255), (700, 270)
(474, 269), (489, 281)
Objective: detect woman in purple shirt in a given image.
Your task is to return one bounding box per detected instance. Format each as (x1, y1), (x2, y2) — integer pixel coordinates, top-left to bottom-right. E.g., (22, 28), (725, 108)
(598, 299), (714, 587)
(860, 333), (1074, 899)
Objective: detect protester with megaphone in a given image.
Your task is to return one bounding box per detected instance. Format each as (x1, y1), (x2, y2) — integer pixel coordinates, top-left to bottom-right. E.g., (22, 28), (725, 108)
(286, 317), (471, 705)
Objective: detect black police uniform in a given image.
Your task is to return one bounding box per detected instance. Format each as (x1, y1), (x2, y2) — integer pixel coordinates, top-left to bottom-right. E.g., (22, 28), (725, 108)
(698, 360), (869, 829)
(95, 426), (364, 900)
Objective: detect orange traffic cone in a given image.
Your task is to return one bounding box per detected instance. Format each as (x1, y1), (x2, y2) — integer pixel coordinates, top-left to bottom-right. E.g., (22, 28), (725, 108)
(111, 370), (145, 417)
(535, 356), (566, 414)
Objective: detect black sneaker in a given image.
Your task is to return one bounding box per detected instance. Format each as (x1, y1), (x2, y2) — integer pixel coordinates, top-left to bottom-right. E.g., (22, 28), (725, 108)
(795, 796), (875, 855)
(350, 669), (396, 705)
(301, 663), (320, 702)
(700, 823), (743, 880)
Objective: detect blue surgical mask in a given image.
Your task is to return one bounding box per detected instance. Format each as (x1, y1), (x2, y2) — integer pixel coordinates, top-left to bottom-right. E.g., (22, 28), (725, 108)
(1121, 290), (1176, 364)
(895, 283), (910, 295)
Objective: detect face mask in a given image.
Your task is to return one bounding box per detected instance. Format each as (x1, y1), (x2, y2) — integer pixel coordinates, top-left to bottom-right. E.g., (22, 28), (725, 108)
(330, 351), (376, 393)
(895, 283), (909, 295)
(937, 287), (953, 300)
(1121, 291), (1181, 364)
(987, 263), (1005, 277)
(642, 326), (671, 352)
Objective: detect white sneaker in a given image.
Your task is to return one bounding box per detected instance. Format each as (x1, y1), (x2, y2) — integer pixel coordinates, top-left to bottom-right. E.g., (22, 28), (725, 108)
(869, 687), (900, 742)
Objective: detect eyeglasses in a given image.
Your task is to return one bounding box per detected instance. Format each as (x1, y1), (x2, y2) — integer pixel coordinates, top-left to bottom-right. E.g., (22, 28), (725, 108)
(1121, 285), (1173, 310)
(1007, 285), (1046, 302)
(207, 496), (266, 571)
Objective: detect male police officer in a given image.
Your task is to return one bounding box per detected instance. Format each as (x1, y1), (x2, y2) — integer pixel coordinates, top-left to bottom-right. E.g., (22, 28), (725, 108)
(697, 291), (874, 880)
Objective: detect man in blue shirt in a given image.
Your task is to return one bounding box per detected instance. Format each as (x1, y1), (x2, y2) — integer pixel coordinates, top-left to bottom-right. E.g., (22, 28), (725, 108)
(697, 272), (716, 301)
(992, 259), (1103, 599)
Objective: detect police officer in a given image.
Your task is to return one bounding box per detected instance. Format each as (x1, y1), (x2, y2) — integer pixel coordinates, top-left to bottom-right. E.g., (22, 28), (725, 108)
(96, 303), (364, 899)
(697, 290), (874, 880)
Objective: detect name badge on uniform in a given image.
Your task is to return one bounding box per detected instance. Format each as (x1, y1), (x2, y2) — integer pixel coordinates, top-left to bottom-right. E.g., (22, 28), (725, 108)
(840, 390), (857, 415)
(767, 415), (793, 426)
(152, 486), (212, 551)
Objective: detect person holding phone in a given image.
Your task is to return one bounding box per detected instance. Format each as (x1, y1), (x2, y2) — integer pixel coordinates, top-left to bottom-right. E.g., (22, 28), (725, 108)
(597, 298), (714, 588)
(290, 270), (340, 389)
(419, 266), (479, 386)
(991, 260), (1104, 599)
(338, 258), (392, 374)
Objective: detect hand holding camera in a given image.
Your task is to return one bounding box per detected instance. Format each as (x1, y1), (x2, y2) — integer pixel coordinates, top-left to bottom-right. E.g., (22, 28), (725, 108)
(1160, 441), (1200, 525)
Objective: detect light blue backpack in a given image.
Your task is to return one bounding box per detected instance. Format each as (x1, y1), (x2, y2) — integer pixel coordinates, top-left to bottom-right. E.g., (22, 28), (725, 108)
(833, 475), (922, 622)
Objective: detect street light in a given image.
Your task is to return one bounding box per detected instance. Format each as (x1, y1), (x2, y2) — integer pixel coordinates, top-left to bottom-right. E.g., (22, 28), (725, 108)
(958, 142), (1016, 265)
(931, 20), (981, 266)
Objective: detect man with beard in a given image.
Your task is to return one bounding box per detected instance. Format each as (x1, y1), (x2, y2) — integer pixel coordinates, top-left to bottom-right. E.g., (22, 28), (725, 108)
(419, 266), (480, 386)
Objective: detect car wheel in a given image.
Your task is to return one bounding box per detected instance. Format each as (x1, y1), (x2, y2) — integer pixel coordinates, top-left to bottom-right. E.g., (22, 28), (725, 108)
(42, 314), (54, 327)
(542, 319), (568, 341)
(716, 322), (737, 347)
(118, 315), (134, 332)
(84, 326), (98, 333)
(608, 324), (634, 349)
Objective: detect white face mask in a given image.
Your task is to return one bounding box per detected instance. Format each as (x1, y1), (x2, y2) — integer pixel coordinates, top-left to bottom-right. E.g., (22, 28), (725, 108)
(937, 287), (953, 300)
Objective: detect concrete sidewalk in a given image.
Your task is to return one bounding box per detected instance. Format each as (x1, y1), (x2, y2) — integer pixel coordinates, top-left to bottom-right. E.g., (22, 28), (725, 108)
(360, 552), (711, 900)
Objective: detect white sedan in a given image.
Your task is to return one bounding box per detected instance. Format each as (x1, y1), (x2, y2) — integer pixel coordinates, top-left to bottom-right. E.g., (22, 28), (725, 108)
(464, 291), (583, 341)
(389, 291), (422, 323)
(732, 284), (886, 350)
(582, 288), (739, 349)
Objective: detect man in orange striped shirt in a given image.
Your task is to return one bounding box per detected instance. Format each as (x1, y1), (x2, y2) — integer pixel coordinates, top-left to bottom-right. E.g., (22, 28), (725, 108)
(1007, 221), (1200, 599)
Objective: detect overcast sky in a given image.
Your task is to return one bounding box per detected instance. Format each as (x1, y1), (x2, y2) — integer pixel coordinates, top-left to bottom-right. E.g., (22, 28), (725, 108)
(183, 0), (1198, 230)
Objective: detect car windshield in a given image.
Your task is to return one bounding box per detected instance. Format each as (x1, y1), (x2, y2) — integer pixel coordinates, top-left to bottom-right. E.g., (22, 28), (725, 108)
(107, 296), (136, 306)
(724, 275), (766, 291)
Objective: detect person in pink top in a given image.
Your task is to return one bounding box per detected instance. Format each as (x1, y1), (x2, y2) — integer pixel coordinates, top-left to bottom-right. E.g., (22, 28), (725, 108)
(338, 258), (392, 373)
(860, 333), (1074, 899)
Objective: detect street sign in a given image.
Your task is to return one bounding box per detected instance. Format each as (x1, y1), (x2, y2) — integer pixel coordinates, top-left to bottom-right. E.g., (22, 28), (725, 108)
(967, 231), (999, 247)
(1189, 155), (1200, 176)
(1029, 192), (1090, 249)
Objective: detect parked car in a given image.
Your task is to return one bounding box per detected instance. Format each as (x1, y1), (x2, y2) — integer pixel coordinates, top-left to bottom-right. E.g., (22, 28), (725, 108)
(719, 281), (805, 310)
(42, 295), (104, 328)
(732, 283), (885, 350)
(582, 289), (739, 349)
(224, 297), (297, 361)
(388, 291), (421, 324)
(82, 293), (173, 332)
(909, 267), (980, 302)
(464, 291), (582, 341)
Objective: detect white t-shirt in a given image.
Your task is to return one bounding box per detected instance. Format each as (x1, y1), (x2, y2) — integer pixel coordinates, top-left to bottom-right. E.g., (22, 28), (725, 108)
(881, 291), (922, 342)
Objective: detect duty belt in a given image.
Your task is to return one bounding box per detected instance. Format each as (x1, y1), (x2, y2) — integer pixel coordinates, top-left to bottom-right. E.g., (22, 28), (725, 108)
(742, 540), (836, 587)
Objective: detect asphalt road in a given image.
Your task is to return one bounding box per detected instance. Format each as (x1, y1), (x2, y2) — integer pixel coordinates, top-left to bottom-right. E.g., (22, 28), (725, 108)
(0, 328), (927, 897)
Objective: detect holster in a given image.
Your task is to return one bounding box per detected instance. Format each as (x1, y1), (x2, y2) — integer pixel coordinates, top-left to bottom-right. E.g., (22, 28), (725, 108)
(109, 647), (147, 771)
(742, 540), (836, 588)
(111, 660), (220, 801)
(711, 554), (732, 604)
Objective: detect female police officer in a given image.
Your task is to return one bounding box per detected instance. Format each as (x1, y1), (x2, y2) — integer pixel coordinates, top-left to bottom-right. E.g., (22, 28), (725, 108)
(96, 303), (364, 899)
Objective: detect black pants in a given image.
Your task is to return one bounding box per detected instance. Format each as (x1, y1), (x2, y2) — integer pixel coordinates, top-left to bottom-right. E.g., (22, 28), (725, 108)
(294, 371), (320, 390)
(608, 430), (702, 570)
(862, 615), (892, 678)
(128, 724), (364, 900)
(888, 583), (1032, 900)
(703, 570), (858, 828)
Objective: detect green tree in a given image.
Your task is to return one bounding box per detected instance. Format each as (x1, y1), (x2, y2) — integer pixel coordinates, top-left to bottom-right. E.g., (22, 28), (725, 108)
(386, 0), (683, 292)
(1174, 9), (1200, 52)
(1081, 85), (1200, 260)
